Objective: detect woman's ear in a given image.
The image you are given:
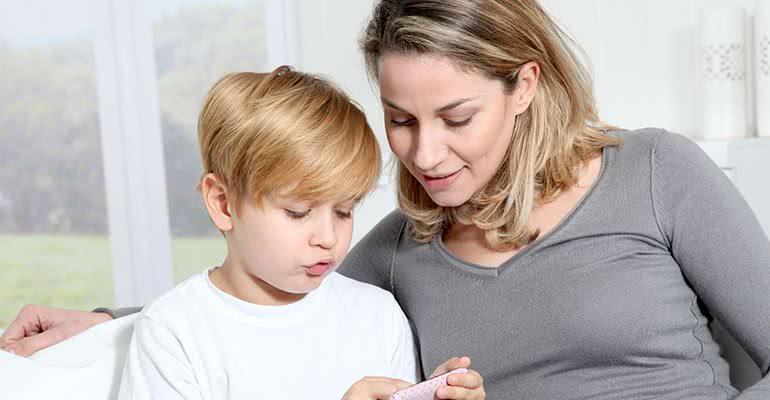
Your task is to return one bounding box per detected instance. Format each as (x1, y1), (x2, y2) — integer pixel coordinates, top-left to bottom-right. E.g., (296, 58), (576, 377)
(201, 173), (234, 232)
(508, 61), (541, 115)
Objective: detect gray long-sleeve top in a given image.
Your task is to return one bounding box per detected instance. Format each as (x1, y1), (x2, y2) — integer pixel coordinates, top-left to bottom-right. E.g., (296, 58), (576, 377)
(337, 129), (770, 399)
(109, 128), (770, 399)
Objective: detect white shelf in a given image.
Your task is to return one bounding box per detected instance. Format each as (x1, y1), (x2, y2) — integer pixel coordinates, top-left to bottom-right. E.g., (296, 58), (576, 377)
(695, 136), (770, 169)
(694, 137), (770, 237)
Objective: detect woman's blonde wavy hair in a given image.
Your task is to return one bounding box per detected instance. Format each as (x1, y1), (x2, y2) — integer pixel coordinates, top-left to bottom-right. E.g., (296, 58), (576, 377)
(197, 66), (380, 211)
(361, 0), (622, 250)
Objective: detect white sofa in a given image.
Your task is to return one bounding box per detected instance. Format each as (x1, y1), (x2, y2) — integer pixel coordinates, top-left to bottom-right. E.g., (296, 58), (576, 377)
(0, 312), (761, 397)
(0, 314), (137, 400)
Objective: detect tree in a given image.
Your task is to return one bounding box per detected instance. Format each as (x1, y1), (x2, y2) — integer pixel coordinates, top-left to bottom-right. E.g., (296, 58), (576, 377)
(0, 4), (267, 236)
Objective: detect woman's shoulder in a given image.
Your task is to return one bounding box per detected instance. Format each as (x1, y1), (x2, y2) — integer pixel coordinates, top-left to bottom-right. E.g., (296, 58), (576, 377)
(338, 210), (411, 288)
(602, 128), (725, 210)
(607, 127), (699, 154)
(604, 127), (706, 170)
(356, 209), (411, 250)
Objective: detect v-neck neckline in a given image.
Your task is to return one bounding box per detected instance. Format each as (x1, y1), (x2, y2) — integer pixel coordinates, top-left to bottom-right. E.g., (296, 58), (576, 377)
(432, 141), (615, 278)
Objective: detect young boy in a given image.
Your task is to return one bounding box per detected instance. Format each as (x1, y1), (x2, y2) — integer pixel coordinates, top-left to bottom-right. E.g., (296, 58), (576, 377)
(118, 66), (418, 399)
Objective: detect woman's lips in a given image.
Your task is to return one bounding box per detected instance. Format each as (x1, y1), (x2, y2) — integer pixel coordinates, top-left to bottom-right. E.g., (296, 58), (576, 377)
(422, 168), (463, 190)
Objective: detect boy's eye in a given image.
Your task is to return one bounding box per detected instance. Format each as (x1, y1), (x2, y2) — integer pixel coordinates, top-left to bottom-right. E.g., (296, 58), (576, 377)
(335, 210), (352, 219)
(285, 209), (310, 220)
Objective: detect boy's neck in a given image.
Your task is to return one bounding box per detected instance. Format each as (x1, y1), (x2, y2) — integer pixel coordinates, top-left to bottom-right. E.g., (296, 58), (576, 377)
(209, 259), (307, 306)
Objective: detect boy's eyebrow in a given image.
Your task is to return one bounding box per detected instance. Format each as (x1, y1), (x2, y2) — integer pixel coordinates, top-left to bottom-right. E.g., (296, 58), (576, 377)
(336, 197), (360, 207)
(381, 97), (478, 114)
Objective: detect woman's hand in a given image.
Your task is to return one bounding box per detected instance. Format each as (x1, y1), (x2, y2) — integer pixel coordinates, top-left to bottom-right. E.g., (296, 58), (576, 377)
(0, 304), (112, 356)
(341, 376), (412, 400)
(431, 357), (486, 400)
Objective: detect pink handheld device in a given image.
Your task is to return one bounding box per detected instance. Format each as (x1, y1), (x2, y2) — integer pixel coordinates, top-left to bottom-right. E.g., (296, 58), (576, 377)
(390, 368), (469, 400)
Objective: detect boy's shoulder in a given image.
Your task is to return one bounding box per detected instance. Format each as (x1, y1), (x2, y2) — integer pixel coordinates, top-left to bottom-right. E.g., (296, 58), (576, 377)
(140, 270), (209, 322)
(325, 272), (401, 309)
(326, 272), (393, 297)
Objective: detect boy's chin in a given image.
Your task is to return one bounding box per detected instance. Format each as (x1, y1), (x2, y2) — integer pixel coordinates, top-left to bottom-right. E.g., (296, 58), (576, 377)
(283, 276), (327, 294)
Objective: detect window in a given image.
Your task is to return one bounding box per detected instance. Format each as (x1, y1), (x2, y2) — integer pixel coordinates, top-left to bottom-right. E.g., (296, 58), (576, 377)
(0, 0), (113, 325)
(0, 1), (294, 323)
(148, 1), (270, 282)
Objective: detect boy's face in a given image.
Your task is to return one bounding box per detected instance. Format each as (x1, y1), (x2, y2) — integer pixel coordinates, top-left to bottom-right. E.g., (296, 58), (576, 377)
(225, 187), (356, 295)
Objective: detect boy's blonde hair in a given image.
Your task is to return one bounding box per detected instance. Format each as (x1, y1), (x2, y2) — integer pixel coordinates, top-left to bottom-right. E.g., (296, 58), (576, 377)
(197, 66), (381, 210)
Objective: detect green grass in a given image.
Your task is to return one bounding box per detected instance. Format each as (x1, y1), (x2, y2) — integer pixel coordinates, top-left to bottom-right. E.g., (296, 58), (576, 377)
(171, 236), (227, 282)
(0, 234), (225, 327)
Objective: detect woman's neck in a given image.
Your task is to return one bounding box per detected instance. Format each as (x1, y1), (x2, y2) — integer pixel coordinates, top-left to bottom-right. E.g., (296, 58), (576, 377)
(442, 153), (603, 268)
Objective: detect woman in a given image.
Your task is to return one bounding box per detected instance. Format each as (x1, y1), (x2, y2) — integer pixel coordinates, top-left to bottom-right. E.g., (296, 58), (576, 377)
(3, 0), (770, 398)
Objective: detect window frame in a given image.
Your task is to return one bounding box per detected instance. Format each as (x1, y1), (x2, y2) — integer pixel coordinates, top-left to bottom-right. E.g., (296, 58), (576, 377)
(92, 0), (298, 306)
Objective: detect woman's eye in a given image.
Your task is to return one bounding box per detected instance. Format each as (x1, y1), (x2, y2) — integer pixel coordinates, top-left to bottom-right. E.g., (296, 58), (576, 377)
(445, 116), (473, 128)
(335, 210), (352, 219)
(285, 209), (310, 220)
(390, 118), (415, 127)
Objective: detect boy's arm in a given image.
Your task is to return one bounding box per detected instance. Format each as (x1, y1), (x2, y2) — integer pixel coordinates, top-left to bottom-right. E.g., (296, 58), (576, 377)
(387, 297), (420, 384)
(118, 315), (202, 400)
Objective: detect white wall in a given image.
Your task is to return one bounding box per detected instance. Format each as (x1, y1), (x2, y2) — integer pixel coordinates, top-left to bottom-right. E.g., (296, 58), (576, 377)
(540, 0), (759, 137)
(294, 0), (394, 245)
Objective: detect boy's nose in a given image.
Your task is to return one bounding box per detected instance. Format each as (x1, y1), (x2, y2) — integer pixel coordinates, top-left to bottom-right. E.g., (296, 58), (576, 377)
(310, 219), (338, 249)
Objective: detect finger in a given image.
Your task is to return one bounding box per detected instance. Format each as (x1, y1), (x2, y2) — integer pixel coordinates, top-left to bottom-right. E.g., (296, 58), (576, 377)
(431, 356), (472, 378)
(388, 379), (412, 391)
(446, 370), (483, 389)
(359, 376), (413, 388)
(436, 385), (484, 400)
(361, 380), (411, 398)
(436, 385), (470, 399)
(3, 329), (61, 357)
(0, 308), (40, 346)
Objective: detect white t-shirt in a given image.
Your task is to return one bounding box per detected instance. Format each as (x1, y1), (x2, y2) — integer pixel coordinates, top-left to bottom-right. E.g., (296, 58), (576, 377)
(118, 268), (418, 399)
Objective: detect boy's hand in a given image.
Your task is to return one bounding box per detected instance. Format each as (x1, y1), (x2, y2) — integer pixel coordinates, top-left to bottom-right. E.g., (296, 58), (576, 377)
(342, 376), (412, 400)
(431, 357), (486, 400)
(0, 305), (112, 357)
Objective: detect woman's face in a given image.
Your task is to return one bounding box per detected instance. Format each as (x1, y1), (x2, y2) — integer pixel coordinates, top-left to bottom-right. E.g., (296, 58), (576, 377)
(378, 53), (537, 207)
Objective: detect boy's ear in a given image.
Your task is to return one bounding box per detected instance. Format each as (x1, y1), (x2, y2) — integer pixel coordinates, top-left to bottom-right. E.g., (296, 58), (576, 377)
(201, 173), (234, 232)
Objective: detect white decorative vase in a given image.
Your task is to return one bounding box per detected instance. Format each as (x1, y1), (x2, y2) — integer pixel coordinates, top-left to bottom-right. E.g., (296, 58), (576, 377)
(756, 2), (770, 137)
(700, 7), (748, 140)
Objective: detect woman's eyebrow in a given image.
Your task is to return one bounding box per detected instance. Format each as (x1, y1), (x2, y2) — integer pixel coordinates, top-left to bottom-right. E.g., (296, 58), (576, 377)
(381, 97), (478, 114)
(435, 97), (477, 113)
(381, 97), (407, 112)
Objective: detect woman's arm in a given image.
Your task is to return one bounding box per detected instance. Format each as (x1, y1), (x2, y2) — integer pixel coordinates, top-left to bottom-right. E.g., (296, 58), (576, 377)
(92, 306), (143, 319)
(652, 131), (770, 398)
(0, 305), (114, 356)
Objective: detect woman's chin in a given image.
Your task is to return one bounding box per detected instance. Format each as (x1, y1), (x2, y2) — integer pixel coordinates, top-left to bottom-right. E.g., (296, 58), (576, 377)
(428, 191), (472, 208)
